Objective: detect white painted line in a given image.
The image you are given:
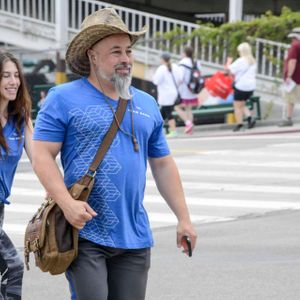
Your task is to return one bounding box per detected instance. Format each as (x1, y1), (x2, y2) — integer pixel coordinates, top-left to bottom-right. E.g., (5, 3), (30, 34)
(196, 149), (300, 159)
(169, 169), (300, 180)
(3, 214), (235, 234)
(11, 187), (44, 196)
(3, 223), (27, 234)
(11, 179), (300, 198)
(175, 134), (300, 142)
(5, 203), (40, 213)
(144, 195), (300, 210)
(14, 173), (39, 180)
(5, 195), (300, 215)
(146, 181), (300, 195)
(14, 169), (300, 181)
(174, 158), (300, 168)
(148, 213), (234, 224)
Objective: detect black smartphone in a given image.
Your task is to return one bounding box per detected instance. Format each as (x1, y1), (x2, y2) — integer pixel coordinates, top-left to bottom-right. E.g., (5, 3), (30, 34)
(184, 236), (192, 257)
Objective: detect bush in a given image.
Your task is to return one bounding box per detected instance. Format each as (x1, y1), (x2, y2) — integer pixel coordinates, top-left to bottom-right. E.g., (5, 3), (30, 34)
(164, 7), (300, 58)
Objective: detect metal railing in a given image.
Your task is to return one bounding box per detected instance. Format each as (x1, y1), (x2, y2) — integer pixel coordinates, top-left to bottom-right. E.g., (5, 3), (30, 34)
(0, 0), (290, 80)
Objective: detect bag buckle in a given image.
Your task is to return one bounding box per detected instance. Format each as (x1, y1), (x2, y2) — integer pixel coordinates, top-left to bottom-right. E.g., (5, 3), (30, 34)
(85, 170), (97, 179)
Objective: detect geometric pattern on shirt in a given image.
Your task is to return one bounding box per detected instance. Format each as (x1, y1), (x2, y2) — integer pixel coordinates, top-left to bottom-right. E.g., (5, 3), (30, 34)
(68, 105), (121, 247)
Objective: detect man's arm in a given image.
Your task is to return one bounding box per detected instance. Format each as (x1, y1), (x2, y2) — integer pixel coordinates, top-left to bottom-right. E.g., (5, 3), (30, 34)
(32, 140), (97, 229)
(148, 155), (197, 254)
(286, 58), (297, 81)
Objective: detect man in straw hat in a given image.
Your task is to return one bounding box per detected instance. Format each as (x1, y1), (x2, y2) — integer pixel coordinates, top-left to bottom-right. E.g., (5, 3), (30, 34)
(32, 7), (197, 300)
(278, 27), (300, 127)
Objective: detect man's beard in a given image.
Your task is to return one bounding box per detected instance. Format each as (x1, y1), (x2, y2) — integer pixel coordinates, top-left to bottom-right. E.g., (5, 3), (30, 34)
(96, 63), (132, 99)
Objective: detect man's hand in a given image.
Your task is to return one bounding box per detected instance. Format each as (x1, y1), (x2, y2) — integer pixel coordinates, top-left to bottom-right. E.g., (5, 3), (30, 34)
(177, 221), (197, 256)
(61, 199), (97, 229)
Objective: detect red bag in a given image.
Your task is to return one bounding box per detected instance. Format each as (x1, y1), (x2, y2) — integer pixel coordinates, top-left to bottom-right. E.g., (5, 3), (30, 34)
(205, 71), (234, 99)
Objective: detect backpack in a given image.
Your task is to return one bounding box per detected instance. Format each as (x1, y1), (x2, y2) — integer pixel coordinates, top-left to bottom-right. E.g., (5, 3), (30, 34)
(181, 61), (205, 94)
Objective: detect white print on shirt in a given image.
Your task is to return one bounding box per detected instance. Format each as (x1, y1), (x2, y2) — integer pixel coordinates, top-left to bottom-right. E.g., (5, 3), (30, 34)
(8, 133), (24, 141)
(128, 108), (150, 118)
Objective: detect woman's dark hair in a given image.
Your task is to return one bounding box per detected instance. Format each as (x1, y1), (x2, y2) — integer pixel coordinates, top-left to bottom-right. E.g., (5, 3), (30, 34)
(0, 52), (31, 153)
(183, 46), (194, 59)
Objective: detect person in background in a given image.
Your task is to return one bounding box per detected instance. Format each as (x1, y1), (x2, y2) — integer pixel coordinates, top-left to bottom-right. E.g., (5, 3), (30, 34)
(152, 52), (181, 138)
(175, 46), (201, 135)
(0, 52), (33, 300)
(225, 42), (257, 132)
(278, 27), (300, 127)
(31, 8), (197, 300)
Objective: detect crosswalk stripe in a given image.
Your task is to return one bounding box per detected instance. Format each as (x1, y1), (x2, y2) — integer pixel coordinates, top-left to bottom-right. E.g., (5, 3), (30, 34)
(11, 180), (300, 197)
(146, 181), (300, 194)
(14, 169), (300, 181)
(3, 214), (235, 234)
(174, 158), (300, 168)
(144, 195), (300, 210)
(5, 196), (300, 214)
(193, 150), (300, 159)
(148, 213), (235, 224)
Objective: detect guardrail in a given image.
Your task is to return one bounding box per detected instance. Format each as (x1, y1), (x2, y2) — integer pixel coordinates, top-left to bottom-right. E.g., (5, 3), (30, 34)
(0, 0), (290, 81)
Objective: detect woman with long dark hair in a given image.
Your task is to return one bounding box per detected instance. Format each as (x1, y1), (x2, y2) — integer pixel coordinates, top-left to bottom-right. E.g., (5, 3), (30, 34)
(0, 52), (33, 300)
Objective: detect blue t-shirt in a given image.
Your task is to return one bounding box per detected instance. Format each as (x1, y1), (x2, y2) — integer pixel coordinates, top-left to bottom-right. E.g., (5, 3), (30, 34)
(33, 78), (170, 249)
(0, 117), (25, 204)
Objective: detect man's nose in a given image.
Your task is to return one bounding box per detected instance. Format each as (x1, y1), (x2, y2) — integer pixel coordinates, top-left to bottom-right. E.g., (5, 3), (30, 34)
(120, 52), (131, 63)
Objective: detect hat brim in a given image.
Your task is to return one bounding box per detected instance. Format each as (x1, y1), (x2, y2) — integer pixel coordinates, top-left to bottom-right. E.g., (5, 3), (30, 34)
(66, 24), (147, 76)
(287, 33), (300, 39)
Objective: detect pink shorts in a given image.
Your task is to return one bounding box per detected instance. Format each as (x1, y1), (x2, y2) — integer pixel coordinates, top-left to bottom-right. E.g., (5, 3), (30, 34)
(181, 98), (198, 106)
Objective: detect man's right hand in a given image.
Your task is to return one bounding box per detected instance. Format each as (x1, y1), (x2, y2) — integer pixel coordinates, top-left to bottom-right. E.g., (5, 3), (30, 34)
(61, 198), (98, 229)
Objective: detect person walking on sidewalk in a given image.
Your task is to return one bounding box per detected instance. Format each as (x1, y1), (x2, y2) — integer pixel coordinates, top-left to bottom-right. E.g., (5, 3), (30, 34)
(278, 27), (300, 127)
(0, 52), (33, 300)
(225, 42), (257, 132)
(32, 8), (197, 300)
(153, 52), (181, 138)
(175, 46), (201, 134)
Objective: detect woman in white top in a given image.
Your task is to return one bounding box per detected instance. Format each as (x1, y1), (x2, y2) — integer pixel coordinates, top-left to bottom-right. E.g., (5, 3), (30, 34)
(153, 52), (182, 138)
(226, 42), (257, 131)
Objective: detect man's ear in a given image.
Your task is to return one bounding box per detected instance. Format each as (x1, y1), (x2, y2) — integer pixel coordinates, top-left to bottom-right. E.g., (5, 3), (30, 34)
(87, 49), (96, 63)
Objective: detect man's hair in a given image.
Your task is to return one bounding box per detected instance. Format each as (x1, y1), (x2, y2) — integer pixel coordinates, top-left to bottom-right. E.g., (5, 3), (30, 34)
(184, 46), (194, 59)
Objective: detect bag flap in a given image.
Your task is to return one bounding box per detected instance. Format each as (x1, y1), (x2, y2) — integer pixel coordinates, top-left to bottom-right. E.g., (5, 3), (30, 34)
(69, 182), (89, 200)
(25, 197), (56, 251)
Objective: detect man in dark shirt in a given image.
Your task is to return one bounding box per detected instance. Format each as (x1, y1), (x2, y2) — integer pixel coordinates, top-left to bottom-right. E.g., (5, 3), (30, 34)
(278, 27), (300, 126)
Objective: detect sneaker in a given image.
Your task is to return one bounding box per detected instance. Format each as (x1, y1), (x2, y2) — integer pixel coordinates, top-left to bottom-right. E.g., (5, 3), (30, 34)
(166, 131), (178, 138)
(248, 119), (256, 129)
(233, 124), (244, 132)
(184, 123), (194, 134)
(278, 119), (293, 127)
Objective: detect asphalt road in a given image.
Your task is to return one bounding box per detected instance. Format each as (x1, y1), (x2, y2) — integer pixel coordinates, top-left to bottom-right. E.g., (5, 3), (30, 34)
(5, 125), (300, 299)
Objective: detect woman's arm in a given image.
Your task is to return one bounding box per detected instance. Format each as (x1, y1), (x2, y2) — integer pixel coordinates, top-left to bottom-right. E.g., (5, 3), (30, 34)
(24, 118), (34, 162)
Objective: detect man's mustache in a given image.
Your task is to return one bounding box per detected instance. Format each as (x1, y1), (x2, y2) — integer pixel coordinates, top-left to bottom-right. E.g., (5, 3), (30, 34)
(114, 63), (132, 72)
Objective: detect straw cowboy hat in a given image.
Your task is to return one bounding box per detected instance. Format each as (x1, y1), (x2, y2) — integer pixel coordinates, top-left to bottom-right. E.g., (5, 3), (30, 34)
(287, 27), (300, 39)
(66, 7), (147, 76)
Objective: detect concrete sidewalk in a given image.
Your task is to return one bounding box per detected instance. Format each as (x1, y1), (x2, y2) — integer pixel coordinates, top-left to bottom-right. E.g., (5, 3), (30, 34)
(173, 118), (300, 139)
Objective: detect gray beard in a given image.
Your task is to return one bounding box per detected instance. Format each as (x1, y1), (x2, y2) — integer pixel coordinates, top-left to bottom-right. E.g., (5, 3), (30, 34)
(96, 67), (132, 100)
(111, 73), (132, 99)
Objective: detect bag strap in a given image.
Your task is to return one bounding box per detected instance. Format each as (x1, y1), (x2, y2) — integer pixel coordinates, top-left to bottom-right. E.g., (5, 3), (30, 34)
(169, 69), (180, 93)
(83, 97), (128, 179)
